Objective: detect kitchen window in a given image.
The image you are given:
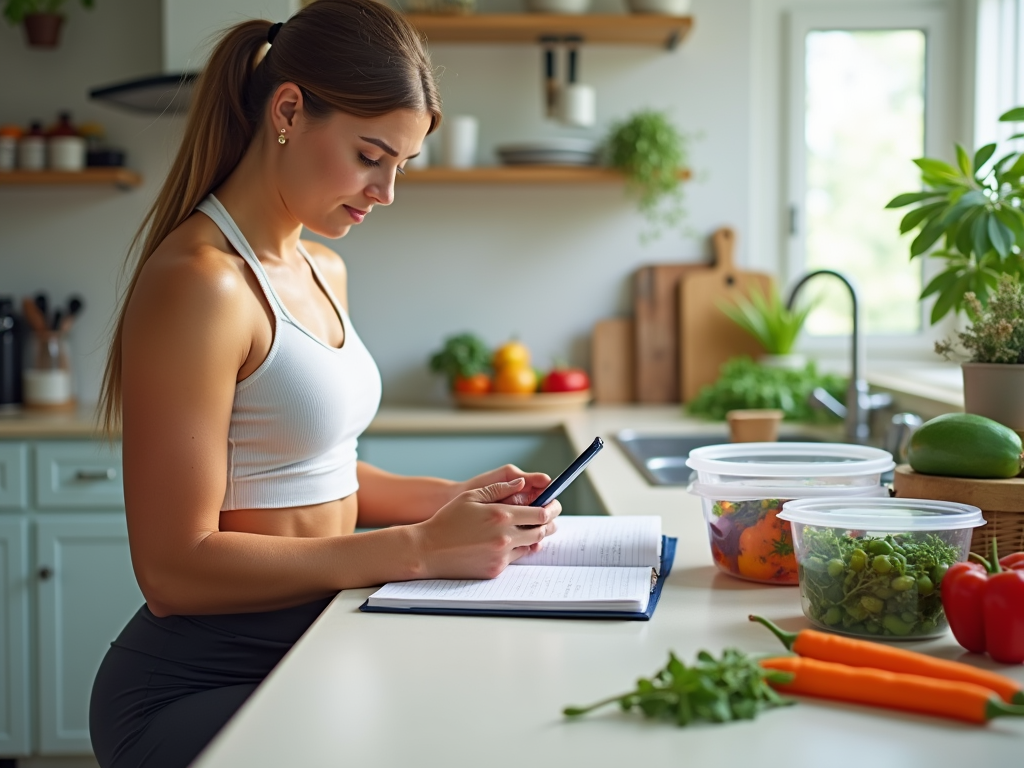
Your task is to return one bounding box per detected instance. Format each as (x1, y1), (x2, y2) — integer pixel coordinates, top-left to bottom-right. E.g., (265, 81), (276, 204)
(784, 5), (959, 351)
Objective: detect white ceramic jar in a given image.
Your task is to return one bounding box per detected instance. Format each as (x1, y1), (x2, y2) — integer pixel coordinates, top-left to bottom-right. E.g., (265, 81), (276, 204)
(48, 135), (87, 171)
(17, 135), (46, 171)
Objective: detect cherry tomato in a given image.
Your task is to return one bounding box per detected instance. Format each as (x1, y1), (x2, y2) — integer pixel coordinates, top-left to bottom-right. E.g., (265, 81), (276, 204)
(541, 368), (590, 393)
(453, 373), (491, 395)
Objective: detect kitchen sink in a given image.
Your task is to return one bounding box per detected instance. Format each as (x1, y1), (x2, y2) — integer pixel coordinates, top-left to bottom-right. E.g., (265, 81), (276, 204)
(616, 430), (824, 486)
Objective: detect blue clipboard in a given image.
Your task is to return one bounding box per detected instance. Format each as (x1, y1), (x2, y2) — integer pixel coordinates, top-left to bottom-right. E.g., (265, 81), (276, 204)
(359, 536), (676, 621)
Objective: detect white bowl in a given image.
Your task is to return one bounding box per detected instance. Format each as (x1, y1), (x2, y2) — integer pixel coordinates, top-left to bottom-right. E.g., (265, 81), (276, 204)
(627, 0), (690, 14)
(526, 0), (590, 13)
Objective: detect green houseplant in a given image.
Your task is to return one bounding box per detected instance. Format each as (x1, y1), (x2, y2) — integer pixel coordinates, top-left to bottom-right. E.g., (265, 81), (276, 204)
(720, 285), (815, 367)
(3, 0), (93, 47)
(887, 107), (1024, 324)
(608, 109), (689, 241)
(935, 275), (1024, 432)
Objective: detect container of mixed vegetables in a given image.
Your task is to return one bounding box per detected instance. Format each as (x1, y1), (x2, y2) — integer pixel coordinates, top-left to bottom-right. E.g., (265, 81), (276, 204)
(686, 443), (895, 585)
(779, 498), (985, 638)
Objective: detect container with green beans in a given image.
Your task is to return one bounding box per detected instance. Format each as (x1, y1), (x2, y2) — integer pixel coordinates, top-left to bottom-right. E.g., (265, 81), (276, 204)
(778, 498), (985, 639)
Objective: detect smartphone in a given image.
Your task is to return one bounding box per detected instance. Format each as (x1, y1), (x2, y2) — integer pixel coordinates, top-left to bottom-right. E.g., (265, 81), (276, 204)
(529, 436), (604, 508)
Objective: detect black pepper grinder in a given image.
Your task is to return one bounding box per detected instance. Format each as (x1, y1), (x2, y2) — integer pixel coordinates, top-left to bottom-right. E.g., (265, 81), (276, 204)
(0, 297), (23, 411)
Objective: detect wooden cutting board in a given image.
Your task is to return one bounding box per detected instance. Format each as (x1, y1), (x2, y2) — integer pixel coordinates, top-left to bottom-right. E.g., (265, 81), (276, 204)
(633, 263), (707, 403)
(591, 317), (635, 404)
(679, 227), (773, 402)
(892, 465), (1024, 511)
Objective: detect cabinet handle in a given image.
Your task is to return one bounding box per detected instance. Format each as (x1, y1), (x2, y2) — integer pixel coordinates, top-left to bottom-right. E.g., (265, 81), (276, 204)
(39, 566), (53, 580)
(75, 468), (116, 481)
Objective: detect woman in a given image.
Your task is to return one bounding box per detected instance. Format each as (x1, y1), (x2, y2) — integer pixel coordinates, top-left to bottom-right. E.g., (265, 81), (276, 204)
(89, 3), (561, 766)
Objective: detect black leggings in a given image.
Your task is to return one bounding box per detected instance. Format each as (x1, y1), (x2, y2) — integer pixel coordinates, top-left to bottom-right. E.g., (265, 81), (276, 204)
(89, 597), (332, 768)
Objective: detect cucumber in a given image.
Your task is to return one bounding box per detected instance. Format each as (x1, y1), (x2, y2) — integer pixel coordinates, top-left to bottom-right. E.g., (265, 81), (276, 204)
(908, 413), (1024, 479)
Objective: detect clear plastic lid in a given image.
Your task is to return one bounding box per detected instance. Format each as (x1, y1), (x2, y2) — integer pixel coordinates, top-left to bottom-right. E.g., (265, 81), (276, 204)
(686, 442), (895, 478)
(689, 482), (888, 502)
(779, 497), (986, 531)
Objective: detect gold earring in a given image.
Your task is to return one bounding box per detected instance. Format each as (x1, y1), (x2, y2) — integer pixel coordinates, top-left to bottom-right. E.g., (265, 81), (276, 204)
(278, 128), (287, 145)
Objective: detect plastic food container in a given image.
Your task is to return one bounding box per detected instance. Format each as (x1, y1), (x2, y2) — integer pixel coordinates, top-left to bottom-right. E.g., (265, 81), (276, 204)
(780, 497), (985, 639)
(686, 443), (895, 585)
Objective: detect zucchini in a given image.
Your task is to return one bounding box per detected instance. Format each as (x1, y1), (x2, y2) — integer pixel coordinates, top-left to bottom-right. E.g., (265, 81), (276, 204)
(908, 413), (1024, 479)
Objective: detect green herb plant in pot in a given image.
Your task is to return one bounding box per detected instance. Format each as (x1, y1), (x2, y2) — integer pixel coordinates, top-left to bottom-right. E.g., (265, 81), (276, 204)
(3, 0), (93, 47)
(608, 109), (689, 242)
(887, 106), (1024, 323)
(935, 275), (1024, 436)
(720, 284), (815, 370)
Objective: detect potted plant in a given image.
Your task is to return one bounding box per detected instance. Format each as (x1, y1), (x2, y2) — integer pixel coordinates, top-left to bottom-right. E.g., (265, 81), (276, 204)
(935, 275), (1024, 433)
(3, 0), (93, 48)
(720, 284), (815, 369)
(607, 109), (689, 242)
(887, 106), (1024, 323)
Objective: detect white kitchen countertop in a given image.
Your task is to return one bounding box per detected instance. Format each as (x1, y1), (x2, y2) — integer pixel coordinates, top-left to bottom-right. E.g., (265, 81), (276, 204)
(193, 405), (1024, 768)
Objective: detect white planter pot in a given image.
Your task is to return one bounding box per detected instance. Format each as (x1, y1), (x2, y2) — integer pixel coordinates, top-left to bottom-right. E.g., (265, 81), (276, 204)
(759, 353), (807, 370)
(962, 362), (1024, 431)
(627, 0), (691, 14)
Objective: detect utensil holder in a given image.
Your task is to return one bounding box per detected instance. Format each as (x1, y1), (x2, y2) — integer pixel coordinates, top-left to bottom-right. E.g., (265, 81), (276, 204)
(23, 330), (75, 411)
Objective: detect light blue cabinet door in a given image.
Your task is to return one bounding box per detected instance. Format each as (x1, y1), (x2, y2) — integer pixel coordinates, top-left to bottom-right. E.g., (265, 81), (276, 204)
(36, 515), (143, 755)
(0, 518), (30, 756)
(0, 444), (27, 510)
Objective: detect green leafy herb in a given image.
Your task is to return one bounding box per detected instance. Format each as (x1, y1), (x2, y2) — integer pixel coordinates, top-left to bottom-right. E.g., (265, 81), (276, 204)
(798, 527), (961, 638)
(934, 274), (1024, 364)
(563, 648), (793, 727)
(428, 333), (491, 384)
(607, 110), (690, 242)
(720, 285), (816, 355)
(686, 357), (846, 423)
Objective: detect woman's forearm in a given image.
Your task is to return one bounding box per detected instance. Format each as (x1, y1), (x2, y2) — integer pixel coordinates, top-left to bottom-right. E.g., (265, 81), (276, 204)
(355, 461), (459, 526)
(138, 525), (422, 617)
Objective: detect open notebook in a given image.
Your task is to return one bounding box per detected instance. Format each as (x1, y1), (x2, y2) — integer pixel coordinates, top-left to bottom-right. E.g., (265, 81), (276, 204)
(360, 516), (675, 620)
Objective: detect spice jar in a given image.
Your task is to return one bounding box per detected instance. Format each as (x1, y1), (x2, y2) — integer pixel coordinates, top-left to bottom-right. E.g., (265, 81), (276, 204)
(47, 111), (85, 171)
(23, 329), (75, 411)
(18, 121), (46, 171)
(0, 125), (22, 172)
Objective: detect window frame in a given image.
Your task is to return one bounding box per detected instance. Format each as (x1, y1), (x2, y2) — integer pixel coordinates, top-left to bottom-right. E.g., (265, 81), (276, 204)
(782, 4), (962, 360)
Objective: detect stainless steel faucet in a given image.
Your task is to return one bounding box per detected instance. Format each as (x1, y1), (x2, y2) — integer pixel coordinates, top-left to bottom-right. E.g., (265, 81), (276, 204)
(786, 269), (892, 444)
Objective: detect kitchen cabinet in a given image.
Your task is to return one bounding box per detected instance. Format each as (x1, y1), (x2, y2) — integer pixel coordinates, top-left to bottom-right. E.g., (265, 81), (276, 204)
(36, 515), (142, 754)
(0, 518), (30, 756)
(0, 439), (138, 760)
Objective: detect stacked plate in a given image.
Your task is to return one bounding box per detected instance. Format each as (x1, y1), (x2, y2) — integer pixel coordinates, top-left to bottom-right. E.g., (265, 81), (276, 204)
(495, 138), (599, 167)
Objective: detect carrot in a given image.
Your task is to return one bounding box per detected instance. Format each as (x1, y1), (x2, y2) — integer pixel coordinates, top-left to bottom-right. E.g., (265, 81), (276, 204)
(750, 615), (1024, 705)
(760, 656), (1024, 724)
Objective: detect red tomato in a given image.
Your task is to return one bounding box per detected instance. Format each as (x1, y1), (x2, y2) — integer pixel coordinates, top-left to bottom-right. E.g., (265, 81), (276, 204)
(541, 368), (590, 393)
(453, 373), (492, 395)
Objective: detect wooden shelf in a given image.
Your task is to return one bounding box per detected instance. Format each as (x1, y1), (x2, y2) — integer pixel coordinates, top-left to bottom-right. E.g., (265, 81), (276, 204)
(399, 165), (690, 184)
(0, 168), (142, 189)
(405, 13), (693, 49)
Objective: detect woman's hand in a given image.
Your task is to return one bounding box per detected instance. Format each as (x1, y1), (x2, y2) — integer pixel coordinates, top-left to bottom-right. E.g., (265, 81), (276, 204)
(409, 477), (561, 580)
(457, 464), (552, 507)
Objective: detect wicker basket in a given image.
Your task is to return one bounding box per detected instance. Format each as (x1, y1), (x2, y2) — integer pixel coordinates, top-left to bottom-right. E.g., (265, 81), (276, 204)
(892, 465), (1024, 558)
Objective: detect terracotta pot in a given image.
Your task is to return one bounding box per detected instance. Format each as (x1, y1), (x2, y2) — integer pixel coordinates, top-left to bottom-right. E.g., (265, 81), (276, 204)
(23, 13), (64, 48)
(962, 362), (1024, 432)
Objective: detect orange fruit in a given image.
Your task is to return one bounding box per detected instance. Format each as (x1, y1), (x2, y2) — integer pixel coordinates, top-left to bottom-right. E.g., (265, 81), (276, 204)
(493, 365), (538, 395)
(453, 373), (492, 395)
(492, 340), (530, 372)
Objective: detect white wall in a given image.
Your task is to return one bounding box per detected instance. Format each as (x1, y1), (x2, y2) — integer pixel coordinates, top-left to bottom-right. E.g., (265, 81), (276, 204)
(0, 0), (754, 406)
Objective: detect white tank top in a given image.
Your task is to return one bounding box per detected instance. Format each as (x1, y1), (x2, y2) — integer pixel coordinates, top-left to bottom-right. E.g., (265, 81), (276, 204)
(196, 195), (382, 511)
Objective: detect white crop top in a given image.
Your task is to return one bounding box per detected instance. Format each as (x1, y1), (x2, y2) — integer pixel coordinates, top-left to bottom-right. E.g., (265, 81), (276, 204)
(196, 195), (382, 511)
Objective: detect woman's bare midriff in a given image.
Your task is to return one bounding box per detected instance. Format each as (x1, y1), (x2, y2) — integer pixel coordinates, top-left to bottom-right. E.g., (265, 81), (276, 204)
(219, 494), (359, 538)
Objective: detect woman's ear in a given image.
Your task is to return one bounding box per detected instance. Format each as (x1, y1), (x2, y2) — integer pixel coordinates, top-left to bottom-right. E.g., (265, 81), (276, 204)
(270, 82), (304, 133)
